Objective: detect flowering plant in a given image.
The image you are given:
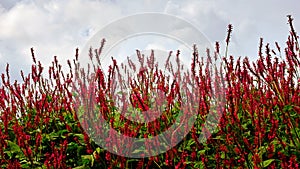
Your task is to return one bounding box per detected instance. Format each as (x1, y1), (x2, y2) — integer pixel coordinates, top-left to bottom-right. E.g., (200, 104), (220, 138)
(0, 15), (299, 169)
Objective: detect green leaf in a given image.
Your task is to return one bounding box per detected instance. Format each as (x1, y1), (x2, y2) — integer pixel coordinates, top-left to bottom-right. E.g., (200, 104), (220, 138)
(187, 140), (195, 147)
(198, 149), (206, 155)
(212, 135), (224, 140)
(21, 163), (31, 169)
(95, 147), (102, 154)
(283, 105), (293, 112)
(49, 132), (59, 141)
(81, 155), (93, 160)
(262, 159), (275, 168)
(91, 154), (95, 167)
(291, 127), (300, 139)
(46, 95), (53, 102)
(220, 152), (225, 159)
(73, 133), (85, 142)
(258, 145), (267, 156)
(81, 155), (93, 166)
(194, 161), (205, 169)
(5, 140), (25, 159)
(58, 129), (69, 137)
(247, 153), (253, 166)
(73, 165), (91, 169)
(77, 145), (86, 155)
(67, 142), (79, 151)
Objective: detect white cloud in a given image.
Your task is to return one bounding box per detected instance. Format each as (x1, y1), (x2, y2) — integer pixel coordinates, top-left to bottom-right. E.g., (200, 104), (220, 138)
(0, 0), (124, 80)
(0, 0), (299, 81)
(164, 0), (300, 60)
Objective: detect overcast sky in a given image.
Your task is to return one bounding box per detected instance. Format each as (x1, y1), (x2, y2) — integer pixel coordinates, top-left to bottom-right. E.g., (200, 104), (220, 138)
(0, 0), (299, 81)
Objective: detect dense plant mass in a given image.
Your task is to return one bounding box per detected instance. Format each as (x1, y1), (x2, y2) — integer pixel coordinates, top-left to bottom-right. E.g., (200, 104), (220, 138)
(0, 16), (299, 169)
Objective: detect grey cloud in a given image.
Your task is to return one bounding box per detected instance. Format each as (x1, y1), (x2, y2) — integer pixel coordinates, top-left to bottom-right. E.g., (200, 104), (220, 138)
(0, 0), (299, 82)
(0, 0), (21, 10)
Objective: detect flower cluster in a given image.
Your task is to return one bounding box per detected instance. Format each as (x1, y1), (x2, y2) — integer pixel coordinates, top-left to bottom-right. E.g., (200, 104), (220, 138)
(0, 16), (299, 168)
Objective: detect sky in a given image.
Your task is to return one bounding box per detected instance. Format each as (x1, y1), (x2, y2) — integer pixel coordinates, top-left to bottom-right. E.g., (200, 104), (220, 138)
(0, 0), (299, 81)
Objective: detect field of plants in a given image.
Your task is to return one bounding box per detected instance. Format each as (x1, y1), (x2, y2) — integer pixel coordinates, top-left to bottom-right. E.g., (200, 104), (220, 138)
(0, 16), (299, 169)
